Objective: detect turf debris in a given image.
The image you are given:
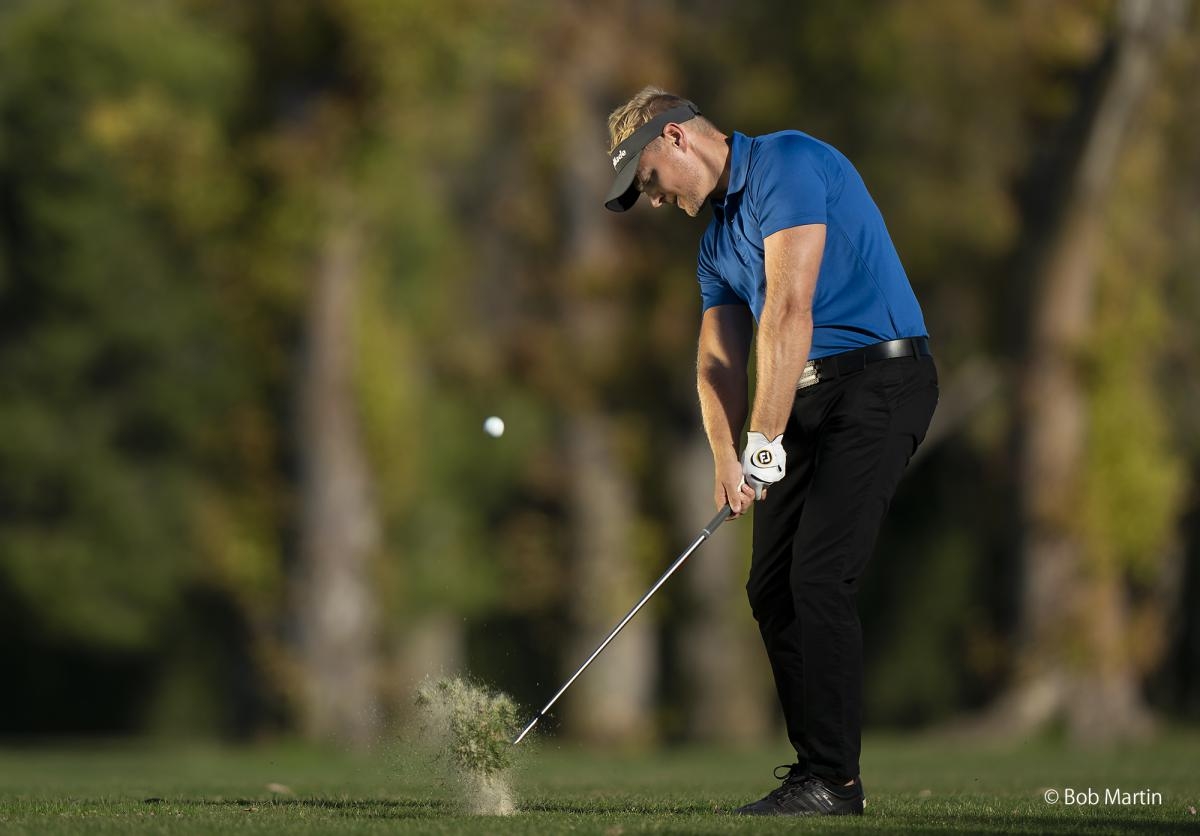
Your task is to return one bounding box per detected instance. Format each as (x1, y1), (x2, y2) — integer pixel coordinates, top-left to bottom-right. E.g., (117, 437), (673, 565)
(413, 675), (522, 815)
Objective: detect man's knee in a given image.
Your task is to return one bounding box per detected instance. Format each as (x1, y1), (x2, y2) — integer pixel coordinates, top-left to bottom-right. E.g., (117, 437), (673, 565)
(745, 575), (792, 630)
(791, 578), (860, 624)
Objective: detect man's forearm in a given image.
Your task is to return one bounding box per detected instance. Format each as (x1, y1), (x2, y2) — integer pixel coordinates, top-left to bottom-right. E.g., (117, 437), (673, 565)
(698, 363), (748, 462)
(749, 306), (812, 438)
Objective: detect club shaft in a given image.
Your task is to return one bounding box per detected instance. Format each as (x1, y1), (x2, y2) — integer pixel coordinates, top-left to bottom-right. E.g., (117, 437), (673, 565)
(512, 505), (732, 744)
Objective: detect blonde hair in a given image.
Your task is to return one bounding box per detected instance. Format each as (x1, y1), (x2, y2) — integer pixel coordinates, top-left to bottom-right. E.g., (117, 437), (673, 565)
(606, 86), (714, 155)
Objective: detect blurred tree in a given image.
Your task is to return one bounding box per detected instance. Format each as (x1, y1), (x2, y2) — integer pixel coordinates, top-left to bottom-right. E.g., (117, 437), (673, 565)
(992, 0), (1188, 742)
(0, 0), (284, 734)
(294, 192), (381, 744)
(672, 435), (775, 743)
(330, 0), (562, 726)
(546, 0), (659, 745)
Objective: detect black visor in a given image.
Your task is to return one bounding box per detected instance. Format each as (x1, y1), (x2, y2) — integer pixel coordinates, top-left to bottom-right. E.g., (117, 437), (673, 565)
(604, 102), (700, 212)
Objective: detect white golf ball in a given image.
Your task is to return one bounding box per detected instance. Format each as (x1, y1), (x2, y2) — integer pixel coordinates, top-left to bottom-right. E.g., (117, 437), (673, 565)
(483, 416), (505, 438)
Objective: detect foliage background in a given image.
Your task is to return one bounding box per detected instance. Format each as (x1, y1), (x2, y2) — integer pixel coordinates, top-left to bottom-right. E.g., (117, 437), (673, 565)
(0, 0), (1197, 746)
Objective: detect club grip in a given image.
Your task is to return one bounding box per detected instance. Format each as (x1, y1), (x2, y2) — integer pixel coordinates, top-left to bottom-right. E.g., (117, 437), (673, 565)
(704, 505), (733, 535)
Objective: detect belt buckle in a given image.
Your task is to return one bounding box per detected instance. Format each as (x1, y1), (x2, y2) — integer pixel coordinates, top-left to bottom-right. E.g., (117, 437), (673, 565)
(797, 360), (820, 390)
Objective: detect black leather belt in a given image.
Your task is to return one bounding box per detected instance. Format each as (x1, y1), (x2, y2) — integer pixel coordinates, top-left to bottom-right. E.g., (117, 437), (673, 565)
(797, 337), (931, 389)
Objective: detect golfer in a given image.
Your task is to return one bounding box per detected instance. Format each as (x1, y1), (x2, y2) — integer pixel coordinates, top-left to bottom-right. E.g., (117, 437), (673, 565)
(604, 87), (938, 817)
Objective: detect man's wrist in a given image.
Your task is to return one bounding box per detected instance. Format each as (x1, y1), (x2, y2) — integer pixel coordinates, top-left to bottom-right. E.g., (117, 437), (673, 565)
(747, 421), (785, 440)
(711, 441), (739, 464)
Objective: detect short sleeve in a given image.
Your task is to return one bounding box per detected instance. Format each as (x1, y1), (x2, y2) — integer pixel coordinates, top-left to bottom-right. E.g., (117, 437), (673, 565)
(697, 221), (742, 311)
(749, 136), (830, 239)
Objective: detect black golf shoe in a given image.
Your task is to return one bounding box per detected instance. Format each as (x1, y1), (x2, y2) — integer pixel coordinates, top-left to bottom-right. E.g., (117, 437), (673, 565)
(733, 765), (865, 816)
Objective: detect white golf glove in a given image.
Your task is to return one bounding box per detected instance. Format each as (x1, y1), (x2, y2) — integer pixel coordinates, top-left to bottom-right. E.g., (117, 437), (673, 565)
(740, 431), (786, 500)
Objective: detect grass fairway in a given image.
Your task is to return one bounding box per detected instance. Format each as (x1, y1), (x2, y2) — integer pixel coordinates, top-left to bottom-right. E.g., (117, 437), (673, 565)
(1, 729), (1197, 834)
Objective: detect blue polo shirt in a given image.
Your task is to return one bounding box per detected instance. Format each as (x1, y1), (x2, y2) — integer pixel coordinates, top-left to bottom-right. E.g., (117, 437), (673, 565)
(697, 130), (927, 359)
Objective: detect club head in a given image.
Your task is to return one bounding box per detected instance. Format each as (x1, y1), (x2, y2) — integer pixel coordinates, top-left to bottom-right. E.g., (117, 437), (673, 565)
(512, 713), (542, 745)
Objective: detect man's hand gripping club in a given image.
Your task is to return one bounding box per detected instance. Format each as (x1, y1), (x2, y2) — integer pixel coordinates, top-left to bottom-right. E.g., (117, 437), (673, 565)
(740, 431), (786, 501)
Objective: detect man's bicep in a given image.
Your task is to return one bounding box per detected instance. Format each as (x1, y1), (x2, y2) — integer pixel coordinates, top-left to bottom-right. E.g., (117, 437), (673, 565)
(698, 304), (754, 372)
(763, 223), (825, 313)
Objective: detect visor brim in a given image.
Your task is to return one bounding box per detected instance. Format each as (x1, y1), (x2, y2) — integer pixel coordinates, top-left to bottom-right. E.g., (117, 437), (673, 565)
(604, 149), (642, 212)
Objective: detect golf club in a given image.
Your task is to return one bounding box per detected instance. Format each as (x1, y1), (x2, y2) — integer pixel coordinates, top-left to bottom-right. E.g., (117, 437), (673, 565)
(512, 504), (733, 745)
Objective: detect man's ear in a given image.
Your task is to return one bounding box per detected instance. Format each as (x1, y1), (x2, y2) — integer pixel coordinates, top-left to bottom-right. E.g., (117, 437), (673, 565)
(663, 123), (687, 150)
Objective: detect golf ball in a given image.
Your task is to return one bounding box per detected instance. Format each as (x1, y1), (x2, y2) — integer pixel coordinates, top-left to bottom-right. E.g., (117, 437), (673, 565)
(483, 416), (505, 438)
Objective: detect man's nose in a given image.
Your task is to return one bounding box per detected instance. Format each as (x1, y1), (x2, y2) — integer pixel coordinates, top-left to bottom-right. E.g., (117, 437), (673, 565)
(650, 194), (665, 208)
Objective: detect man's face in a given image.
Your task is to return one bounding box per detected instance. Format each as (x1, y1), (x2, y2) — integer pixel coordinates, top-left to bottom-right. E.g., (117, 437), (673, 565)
(634, 131), (709, 218)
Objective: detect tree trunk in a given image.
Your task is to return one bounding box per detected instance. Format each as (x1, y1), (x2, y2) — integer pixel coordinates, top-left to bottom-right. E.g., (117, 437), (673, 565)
(554, 1), (659, 744)
(675, 433), (774, 744)
(292, 197), (381, 746)
(988, 0), (1184, 744)
(562, 415), (655, 742)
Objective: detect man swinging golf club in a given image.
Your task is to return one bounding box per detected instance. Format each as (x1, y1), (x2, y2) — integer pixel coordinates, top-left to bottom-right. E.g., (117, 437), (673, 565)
(604, 87), (939, 817)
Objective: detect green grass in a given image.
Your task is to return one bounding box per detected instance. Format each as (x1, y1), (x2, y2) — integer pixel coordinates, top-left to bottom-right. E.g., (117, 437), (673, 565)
(1, 729), (1198, 834)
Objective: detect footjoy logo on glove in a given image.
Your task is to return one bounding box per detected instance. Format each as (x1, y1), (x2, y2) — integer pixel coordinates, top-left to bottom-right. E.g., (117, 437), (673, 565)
(754, 450), (774, 467)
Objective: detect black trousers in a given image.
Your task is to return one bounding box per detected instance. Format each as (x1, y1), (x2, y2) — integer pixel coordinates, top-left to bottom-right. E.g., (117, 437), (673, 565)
(746, 352), (938, 784)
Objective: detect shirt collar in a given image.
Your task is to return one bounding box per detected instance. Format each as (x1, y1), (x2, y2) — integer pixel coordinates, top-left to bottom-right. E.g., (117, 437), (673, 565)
(710, 131), (749, 216)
